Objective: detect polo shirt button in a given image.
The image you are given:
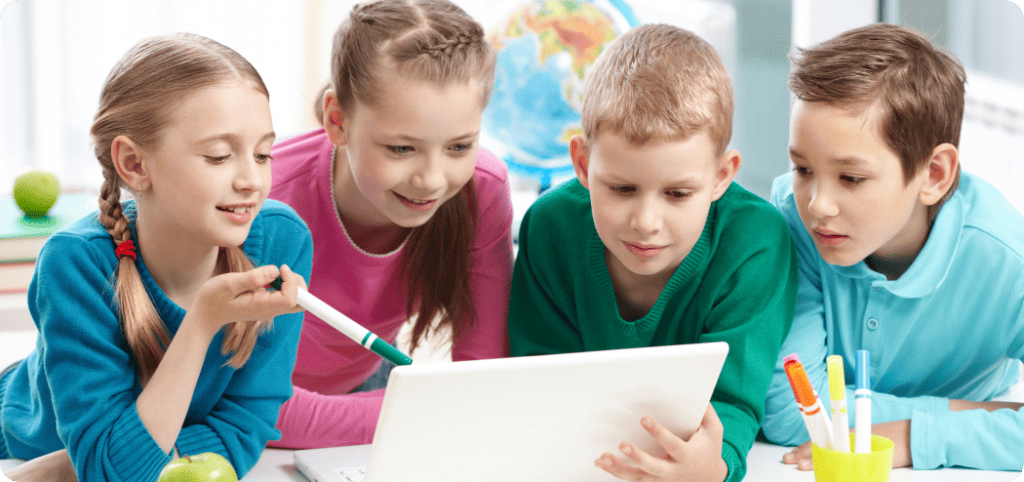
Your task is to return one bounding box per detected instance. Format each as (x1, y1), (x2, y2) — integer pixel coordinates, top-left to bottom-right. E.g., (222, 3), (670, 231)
(871, 285), (881, 291)
(867, 318), (879, 330)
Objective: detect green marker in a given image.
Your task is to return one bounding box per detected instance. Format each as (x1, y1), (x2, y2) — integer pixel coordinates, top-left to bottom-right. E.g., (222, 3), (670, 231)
(270, 276), (412, 366)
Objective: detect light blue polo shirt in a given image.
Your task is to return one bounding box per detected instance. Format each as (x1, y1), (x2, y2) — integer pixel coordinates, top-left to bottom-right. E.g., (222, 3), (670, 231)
(762, 171), (1024, 470)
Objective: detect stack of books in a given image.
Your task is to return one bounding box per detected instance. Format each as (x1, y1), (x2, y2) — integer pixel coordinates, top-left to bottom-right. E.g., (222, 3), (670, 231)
(1, 193), (98, 294)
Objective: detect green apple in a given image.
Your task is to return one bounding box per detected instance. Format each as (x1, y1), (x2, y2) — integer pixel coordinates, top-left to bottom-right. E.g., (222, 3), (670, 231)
(13, 170), (60, 217)
(158, 452), (238, 482)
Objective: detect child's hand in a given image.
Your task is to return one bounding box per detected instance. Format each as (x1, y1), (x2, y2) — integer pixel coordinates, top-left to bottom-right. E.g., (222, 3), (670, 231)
(596, 403), (728, 482)
(188, 265), (304, 336)
(4, 448), (77, 482)
(781, 419), (912, 470)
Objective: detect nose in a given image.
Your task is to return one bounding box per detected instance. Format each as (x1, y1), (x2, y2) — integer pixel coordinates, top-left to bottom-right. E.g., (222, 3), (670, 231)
(410, 153), (445, 194)
(629, 195), (663, 235)
(807, 182), (839, 218)
(233, 156), (266, 192)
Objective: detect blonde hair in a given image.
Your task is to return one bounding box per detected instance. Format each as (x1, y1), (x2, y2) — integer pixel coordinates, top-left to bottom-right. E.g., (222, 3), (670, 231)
(788, 23), (966, 217)
(316, 0), (495, 351)
(90, 33), (271, 383)
(581, 23), (734, 154)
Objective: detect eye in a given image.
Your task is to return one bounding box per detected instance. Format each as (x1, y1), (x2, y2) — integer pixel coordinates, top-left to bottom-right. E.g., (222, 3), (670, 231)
(840, 175), (866, 185)
(255, 154), (274, 164)
(792, 166), (812, 177)
(450, 142), (474, 154)
(666, 190), (691, 199)
(387, 145), (413, 155)
(205, 155), (230, 164)
(610, 185), (635, 194)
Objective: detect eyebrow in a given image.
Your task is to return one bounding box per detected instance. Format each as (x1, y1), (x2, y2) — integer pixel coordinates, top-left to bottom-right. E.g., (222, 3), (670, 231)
(598, 173), (702, 187)
(385, 131), (480, 143)
(788, 147), (870, 167)
(196, 131), (276, 145)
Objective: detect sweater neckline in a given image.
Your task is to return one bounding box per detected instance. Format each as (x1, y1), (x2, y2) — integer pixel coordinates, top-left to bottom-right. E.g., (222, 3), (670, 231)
(328, 145), (410, 259)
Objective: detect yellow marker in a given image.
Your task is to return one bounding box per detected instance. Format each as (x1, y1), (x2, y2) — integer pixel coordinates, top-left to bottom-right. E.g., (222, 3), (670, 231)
(828, 355), (851, 452)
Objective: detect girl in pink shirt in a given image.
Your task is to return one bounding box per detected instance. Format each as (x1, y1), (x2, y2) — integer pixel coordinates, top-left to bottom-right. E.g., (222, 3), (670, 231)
(267, 0), (513, 448)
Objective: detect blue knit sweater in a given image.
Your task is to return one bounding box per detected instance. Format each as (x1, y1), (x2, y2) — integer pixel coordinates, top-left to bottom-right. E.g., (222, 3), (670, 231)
(0, 199), (312, 481)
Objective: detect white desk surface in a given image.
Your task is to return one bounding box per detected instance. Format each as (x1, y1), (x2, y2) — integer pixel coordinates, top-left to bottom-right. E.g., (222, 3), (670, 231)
(2, 442), (1019, 481)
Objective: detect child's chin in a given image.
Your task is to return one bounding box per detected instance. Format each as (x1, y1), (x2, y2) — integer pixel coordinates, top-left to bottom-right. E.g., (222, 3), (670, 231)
(817, 249), (863, 267)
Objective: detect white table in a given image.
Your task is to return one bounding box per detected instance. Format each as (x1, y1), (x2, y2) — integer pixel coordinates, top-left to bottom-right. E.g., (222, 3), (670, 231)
(3, 443), (1019, 481)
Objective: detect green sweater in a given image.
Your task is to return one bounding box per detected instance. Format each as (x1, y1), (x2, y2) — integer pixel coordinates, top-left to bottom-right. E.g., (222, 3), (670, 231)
(509, 179), (797, 482)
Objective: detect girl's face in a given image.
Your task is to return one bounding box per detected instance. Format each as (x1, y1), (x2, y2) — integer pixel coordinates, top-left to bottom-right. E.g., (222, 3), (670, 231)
(332, 72), (483, 231)
(140, 81), (275, 251)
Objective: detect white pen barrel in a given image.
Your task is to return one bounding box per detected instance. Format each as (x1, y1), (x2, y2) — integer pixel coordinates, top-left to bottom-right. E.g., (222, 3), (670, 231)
(854, 394), (872, 453)
(831, 399), (851, 452)
(297, 289), (369, 342)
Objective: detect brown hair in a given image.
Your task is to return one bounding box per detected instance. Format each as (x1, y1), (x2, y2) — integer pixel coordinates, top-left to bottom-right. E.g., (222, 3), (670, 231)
(318, 0), (495, 351)
(788, 23), (966, 216)
(90, 33), (271, 383)
(580, 23), (734, 154)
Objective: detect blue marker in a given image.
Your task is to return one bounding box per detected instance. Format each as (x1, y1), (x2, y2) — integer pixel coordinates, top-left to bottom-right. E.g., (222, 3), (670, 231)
(854, 350), (871, 453)
(270, 276), (412, 366)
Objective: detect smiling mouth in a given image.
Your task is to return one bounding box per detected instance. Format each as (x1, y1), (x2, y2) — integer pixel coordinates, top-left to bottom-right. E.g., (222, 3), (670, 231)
(394, 192), (438, 211)
(217, 205), (252, 214)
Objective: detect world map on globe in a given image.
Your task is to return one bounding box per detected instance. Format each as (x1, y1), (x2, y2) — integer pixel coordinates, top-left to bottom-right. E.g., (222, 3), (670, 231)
(483, 0), (639, 186)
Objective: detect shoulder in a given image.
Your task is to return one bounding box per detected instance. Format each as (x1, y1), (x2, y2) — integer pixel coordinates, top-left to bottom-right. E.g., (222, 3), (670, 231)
(270, 129), (331, 195)
(715, 182), (792, 248)
(252, 200), (311, 244)
(521, 178), (591, 236)
(35, 209), (118, 287)
(247, 200), (313, 267)
(953, 172), (1024, 260)
(471, 147), (511, 206)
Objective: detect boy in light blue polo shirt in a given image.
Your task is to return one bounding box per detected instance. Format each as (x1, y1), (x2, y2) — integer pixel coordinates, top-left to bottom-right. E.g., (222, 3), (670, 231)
(761, 23), (1024, 471)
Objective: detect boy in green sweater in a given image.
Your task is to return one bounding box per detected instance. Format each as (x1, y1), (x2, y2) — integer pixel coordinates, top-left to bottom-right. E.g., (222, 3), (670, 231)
(508, 24), (797, 482)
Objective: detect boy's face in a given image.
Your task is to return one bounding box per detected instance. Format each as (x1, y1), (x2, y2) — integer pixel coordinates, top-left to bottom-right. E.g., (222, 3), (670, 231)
(572, 131), (736, 287)
(788, 100), (931, 267)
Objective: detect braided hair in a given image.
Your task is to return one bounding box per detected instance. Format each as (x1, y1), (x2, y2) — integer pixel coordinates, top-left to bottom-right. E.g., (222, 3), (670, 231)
(91, 33), (272, 383)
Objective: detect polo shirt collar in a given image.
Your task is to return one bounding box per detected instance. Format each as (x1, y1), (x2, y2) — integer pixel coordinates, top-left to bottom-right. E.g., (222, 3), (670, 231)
(828, 189), (964, 299)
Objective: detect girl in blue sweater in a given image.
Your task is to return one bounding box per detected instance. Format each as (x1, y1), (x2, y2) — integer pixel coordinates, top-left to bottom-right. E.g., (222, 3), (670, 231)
(0, 33), (311, 481)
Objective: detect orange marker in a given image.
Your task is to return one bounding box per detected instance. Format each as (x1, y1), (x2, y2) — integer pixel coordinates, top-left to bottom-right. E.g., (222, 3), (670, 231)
(783, 355), (834, 449)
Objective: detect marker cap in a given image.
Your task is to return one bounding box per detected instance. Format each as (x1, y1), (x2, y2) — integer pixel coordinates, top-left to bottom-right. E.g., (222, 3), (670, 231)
(790, 364), (816, 408)
(827, 355), (846, 400)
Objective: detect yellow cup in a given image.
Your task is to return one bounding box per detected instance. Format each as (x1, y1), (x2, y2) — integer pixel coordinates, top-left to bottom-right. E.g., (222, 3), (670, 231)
(812, 434), (894, 482)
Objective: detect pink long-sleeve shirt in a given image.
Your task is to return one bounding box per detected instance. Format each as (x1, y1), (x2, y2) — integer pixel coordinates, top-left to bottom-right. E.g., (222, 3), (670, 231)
(267, 129), (512, 448)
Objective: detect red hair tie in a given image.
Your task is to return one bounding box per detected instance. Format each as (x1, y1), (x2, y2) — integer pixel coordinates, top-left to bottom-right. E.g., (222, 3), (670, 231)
(115, 240), (137, 261)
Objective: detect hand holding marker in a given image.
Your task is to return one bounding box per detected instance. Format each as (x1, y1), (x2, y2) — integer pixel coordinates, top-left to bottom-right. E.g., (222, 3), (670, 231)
(270, 276), (413, 366)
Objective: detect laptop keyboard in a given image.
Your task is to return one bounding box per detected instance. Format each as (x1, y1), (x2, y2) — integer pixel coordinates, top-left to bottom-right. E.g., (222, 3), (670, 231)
(337, 466), (367, 481)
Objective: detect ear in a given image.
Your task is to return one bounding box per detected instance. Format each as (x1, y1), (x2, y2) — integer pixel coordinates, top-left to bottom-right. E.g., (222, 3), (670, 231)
(322, 89), (347, 147)
(111, 135), (150, 192)
(570, 135), (591, 190)
(711, 149), (742, 201)
(918, 143), (958, 206)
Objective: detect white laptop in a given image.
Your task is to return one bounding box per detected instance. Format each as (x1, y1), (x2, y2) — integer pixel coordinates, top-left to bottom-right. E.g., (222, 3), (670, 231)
(294, 342), (729, 482)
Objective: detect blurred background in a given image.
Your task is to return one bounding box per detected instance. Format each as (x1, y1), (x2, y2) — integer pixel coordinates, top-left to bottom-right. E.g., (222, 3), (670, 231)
(0, 0), (1022, 215)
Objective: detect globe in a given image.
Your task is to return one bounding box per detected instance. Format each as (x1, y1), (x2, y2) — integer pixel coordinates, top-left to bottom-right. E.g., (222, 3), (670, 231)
(484, 0), (640, 189)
